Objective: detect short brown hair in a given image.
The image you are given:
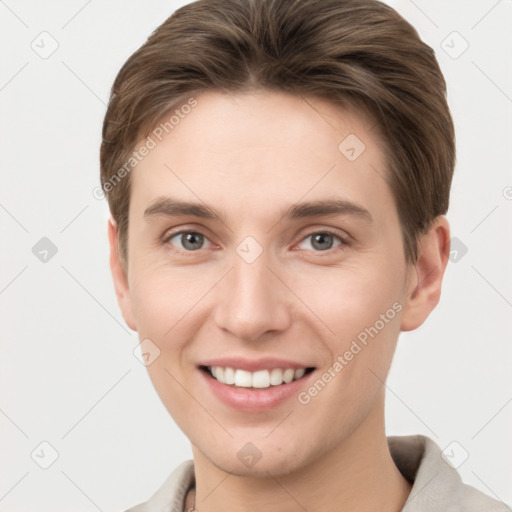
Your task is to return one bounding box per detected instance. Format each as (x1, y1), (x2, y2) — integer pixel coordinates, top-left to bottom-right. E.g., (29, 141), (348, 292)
(100, 0), (455, 268)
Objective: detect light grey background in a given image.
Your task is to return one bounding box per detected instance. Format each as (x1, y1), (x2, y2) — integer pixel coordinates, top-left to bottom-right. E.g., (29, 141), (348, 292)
(1, 1), (511, 510)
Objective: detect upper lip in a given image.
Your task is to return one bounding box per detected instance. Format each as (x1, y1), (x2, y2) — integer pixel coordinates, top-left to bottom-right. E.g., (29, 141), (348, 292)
(198, 357), (315, 373)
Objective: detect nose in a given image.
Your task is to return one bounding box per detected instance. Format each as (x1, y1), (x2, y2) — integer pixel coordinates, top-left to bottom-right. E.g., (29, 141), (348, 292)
(213, 254), (292, 342)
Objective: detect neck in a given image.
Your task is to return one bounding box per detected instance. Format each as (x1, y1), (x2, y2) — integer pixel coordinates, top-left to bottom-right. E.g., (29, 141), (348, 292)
(187, 394), (412, 512)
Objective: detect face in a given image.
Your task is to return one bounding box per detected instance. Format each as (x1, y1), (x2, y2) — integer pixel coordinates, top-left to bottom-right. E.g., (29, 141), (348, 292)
(109, 90), (443, 477)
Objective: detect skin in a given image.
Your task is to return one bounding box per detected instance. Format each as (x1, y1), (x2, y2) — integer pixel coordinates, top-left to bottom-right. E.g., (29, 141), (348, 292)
(108, 90), (450, 512)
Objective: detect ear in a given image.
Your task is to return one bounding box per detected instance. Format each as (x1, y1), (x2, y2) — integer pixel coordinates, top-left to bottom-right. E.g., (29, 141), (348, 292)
(400, 216), (450, 332)
(107, 216), (137, 332)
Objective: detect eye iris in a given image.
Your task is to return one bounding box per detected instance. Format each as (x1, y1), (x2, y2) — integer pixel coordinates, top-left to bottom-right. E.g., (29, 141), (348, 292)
(174, 232), (339, 251)
(182, 232), (204, 251)
(311, 233), (334, 251)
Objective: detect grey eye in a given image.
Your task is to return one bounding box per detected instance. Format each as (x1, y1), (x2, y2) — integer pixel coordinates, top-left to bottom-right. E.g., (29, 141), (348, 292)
(169, 231), (210, 251)
(298, 232), (343, 252)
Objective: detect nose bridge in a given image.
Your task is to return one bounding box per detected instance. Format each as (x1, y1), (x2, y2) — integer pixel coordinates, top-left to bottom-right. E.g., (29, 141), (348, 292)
(233, 251), (273, 301)
(213, 246), (290, 341)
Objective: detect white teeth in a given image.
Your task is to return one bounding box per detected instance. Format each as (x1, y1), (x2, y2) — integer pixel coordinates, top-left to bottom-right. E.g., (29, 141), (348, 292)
(252, 370), (270, 388)
(234, 369), (252, 387)
(294, 368), (306, 380)
(269, 368), (283, 386)
(208, 366), (310, 388)
(282, 368), (295, 383)
(224, 367), (235, 385)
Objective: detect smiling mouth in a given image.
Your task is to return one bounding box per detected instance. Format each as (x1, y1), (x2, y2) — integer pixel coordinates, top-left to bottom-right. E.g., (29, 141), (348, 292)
(199, 365), (315, 389)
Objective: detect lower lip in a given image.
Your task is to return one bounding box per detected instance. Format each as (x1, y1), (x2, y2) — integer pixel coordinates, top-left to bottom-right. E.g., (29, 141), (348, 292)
(198, 368), (315, 412)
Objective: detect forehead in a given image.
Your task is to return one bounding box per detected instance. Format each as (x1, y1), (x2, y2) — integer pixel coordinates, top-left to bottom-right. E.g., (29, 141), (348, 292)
(129, 90), (394, 225)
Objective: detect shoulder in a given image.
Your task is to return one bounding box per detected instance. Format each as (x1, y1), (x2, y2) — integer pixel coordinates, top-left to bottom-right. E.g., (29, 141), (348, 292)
(123, 459), (195, 512)
(388, 434), (510, 512)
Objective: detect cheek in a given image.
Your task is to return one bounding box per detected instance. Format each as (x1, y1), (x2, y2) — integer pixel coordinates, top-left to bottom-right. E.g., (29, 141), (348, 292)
(129, 262), (212, 337)
(130, 271), (202, 420)
(293, 271), (403, 443)
(295, 257), (405, 398)
(300, 257), (404, 342)
(128, 265), (219, 419)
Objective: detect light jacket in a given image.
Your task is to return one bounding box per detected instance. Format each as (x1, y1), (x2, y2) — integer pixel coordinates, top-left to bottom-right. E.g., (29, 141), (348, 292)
(124, 435), (510, 511)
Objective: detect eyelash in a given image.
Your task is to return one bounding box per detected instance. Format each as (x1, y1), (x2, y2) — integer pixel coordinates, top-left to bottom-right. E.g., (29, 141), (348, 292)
(161, 229), (350, 255)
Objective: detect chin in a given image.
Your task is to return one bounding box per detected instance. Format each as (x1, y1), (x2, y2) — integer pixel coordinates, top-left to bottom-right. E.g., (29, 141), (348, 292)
(213, 452), (303, 479)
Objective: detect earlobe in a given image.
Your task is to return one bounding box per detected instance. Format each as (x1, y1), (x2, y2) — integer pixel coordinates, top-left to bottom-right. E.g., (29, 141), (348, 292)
(400, 216), (451, 332)
(107, 217), (138, 332)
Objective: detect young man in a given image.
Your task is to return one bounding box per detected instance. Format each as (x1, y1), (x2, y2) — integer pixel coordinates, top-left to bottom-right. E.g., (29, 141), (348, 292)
(100, 0), (508, 510)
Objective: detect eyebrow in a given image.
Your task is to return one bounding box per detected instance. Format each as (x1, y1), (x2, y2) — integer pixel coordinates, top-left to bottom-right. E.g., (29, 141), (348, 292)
(143, 196), (372, 224)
